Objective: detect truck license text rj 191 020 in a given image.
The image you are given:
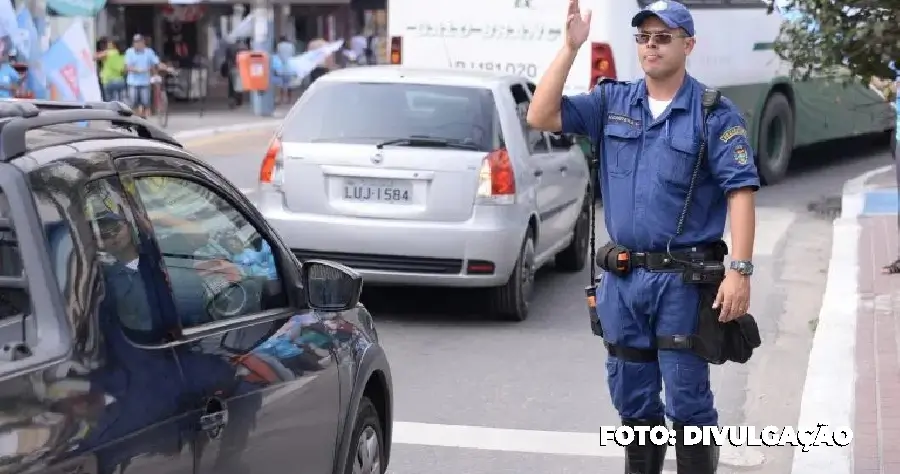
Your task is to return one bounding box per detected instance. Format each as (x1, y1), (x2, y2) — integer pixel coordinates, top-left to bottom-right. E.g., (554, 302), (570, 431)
(452, 61), (538, 78)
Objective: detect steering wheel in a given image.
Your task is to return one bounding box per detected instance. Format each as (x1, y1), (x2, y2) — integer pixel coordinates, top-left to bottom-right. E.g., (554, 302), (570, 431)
(207, 281), (248, 319)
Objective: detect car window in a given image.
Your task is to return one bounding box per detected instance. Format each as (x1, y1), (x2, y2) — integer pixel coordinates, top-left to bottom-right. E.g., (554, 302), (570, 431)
(83, 179), (166, 337)
(510, 83), (549, 154)
(281, 81), (497, 151)
(131, 176), (288, 328)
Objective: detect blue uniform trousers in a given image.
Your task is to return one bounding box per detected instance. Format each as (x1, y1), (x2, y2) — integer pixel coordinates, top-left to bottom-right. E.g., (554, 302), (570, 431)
(598, 268), (717, 427)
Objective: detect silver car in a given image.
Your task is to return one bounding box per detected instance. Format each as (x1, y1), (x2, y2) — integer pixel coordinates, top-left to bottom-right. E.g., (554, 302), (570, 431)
(255, 66), (591, 321)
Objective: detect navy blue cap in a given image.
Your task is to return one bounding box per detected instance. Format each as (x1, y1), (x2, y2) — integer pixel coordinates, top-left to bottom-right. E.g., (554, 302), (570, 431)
(95, 210), (125, 224)
(631, 1), (695, 37)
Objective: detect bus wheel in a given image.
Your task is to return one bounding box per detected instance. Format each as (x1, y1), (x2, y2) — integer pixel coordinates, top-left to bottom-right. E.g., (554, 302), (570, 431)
(756, 92), (794, 185)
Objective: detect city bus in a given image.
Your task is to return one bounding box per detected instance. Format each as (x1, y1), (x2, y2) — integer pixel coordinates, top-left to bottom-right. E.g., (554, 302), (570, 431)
(386, 0), (895, 184)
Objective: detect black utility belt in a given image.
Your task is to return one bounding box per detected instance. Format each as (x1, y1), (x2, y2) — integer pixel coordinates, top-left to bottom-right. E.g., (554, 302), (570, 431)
(596, 241), (728, 283)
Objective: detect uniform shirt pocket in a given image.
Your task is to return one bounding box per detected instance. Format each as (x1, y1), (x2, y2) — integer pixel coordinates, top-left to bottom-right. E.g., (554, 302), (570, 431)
(657, 135), (700, 186)
(603, 124), (641, 177)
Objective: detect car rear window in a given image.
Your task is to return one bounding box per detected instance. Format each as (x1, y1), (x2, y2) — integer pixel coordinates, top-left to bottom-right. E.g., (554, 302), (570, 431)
(282, 81), (498, 151)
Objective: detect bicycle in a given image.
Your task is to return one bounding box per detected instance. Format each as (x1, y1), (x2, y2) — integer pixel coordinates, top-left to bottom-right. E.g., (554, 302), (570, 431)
(151, 65), (177, 127)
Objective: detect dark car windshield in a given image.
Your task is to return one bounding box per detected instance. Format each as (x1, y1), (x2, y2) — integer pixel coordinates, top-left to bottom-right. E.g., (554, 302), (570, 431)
(281, 81), (497, 152)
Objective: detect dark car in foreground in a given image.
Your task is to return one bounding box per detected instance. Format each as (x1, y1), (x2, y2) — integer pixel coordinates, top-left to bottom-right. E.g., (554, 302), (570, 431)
(0, 100), (392, 474)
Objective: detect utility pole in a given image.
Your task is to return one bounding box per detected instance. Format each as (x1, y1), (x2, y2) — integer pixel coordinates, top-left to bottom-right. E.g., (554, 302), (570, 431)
(28, 0), (47, 50)
(250, 0), (274, 116)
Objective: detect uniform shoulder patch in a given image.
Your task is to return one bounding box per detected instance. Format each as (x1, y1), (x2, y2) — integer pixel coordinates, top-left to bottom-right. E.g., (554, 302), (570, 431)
(733, 144), (749, 165)
(719, 125), (746, 143)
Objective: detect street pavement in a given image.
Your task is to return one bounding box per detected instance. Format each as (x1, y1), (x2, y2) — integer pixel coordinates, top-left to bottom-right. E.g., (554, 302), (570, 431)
(183, 128), (894, 474)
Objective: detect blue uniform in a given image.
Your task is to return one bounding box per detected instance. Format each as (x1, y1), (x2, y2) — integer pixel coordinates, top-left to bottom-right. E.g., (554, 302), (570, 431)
(560, 75), (760, 426)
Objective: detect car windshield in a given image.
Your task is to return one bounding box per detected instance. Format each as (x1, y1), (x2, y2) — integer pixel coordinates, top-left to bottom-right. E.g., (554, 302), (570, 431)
(281, 81), (497, 152)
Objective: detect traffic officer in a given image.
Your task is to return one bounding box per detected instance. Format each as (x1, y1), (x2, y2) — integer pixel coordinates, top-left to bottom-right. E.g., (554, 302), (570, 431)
(527, 1), (759, 473)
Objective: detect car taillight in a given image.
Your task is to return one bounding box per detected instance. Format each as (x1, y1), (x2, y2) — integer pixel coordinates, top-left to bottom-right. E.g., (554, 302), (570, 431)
(259, 136), (284, 188)
(390, 36), (402, 64)
(476, 148), (515, 204)
(590, 42), (617, 86)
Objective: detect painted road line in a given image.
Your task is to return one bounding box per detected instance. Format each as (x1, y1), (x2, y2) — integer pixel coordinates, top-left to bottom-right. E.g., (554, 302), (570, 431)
(392, 421), (764, 467)
(171, 120), (280, 142)
(790, 164), (892, 474)
(177, 127), (275, 149)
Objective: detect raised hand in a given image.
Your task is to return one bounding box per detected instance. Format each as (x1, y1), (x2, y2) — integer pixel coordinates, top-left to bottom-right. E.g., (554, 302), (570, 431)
(565, 0), (592, 50)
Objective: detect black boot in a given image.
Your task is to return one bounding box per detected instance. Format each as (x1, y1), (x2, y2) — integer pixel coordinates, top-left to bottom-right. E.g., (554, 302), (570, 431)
(621, 418), (667, 474)
(673, 423), (719, 474)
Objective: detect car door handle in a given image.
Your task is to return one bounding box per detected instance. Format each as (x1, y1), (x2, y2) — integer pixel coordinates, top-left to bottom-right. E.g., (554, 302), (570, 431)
(559, 165), (568, 173)
(199, 397), (229, 436)
(533, 169), (544, 177)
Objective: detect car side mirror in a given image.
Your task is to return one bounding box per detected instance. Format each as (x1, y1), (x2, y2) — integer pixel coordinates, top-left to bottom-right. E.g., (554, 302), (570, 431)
(300, 260), (363, 312)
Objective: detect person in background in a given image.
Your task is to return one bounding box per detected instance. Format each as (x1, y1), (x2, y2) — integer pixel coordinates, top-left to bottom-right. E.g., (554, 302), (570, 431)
(350, 33), (368, 65)
(270, 53), (287, 105)
(124, 34), (160, 118)
(276, 36), (294, 65)
(224, 40), (248, 109)
(97, 39), (126, 103)
(95, 36), (108, 100)
(0, 49), (21, 99)
(166, 33), (191, 68)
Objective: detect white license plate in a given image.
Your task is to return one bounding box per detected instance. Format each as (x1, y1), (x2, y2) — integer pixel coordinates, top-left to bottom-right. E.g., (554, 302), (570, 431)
(343, 178), (413, 204)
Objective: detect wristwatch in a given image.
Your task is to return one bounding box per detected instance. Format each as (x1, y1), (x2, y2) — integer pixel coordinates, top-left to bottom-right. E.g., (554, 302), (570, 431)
(730, 260), (754, 276)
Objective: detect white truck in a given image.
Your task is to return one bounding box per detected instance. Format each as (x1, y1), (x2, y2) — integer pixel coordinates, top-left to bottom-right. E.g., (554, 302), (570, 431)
(387, 0), (894, 184)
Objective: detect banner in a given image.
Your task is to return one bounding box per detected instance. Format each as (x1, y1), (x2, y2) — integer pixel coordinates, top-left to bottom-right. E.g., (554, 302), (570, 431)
(41, 20), (100, 101)
(0, 0), (26, 55)
(46, 0), (107, 17)
(287, 39), (344, 81)
(226, 14), (253, 43)
(16, 7), (48, 98)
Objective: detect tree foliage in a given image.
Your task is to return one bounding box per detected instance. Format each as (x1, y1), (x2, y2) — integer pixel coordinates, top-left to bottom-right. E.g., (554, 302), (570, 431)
(768, 0), (900, 83)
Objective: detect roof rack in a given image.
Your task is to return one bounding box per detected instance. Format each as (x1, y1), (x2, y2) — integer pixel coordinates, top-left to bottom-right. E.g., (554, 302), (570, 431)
(0, 99), (181, 162)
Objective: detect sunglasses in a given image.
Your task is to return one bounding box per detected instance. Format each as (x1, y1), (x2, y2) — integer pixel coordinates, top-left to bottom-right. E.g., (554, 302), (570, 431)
(633, 32), (688, 45)
(98, 220), (125, 238)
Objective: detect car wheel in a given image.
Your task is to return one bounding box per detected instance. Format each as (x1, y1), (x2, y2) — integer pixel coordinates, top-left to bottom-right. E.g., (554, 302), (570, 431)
(554, 191), (590, 272)
(489, 230), (535, 321)
(756, 92), (794, 185)
(343, 397), (385, 474)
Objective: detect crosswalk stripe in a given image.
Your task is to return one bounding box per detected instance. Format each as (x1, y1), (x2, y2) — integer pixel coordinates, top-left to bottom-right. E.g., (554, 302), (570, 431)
(391, 421), (765, 466)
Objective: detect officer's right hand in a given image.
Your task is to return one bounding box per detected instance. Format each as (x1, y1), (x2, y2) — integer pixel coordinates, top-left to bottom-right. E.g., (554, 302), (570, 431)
(565, 0), (591, 50)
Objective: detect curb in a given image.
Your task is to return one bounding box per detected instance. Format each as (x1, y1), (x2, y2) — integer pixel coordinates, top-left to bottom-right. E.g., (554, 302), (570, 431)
(170, 119), (281, 141)
(790, 164), (893, 474)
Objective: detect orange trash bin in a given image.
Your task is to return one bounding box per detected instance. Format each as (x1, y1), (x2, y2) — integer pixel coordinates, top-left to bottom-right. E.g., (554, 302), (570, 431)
(237, 51), (271, 92)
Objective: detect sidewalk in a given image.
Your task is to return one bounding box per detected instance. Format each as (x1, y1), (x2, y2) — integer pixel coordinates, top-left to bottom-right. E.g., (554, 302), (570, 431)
(160, 105), (290, 138)
(854, 175), (900, 474)
(790, 164), (900, 474)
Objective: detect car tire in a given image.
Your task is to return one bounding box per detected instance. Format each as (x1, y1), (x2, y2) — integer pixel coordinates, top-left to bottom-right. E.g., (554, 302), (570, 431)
(555, 190), (590, 272)
(756, 92), (794, 185)
(342, 397), (385, 474)
(489, 230), (535, 322)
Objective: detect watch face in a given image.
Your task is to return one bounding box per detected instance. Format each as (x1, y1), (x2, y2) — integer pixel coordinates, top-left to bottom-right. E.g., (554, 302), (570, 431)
(732, 261), (753, 274)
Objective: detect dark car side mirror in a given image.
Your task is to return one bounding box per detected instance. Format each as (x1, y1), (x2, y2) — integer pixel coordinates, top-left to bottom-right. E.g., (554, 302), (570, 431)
(301, 260), (363, 312)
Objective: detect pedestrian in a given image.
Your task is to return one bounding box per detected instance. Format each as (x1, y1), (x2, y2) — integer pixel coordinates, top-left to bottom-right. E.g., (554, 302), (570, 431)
(124, 34), (160, 118)
(97, 38), (126, 103)
(527, 1), (759, 473)
(0, 47), (20, 99)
